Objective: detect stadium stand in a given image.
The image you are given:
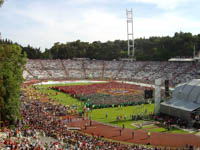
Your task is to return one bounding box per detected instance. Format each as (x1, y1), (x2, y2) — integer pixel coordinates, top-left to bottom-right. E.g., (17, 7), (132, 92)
(84, 60), (104, 79)
(24, 59), (200, 87)
(62, 59), (85, 79)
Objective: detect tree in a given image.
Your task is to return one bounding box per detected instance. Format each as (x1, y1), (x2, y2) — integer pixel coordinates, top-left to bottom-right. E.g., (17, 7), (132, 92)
(1, 31), (197, 61)
(0, 0), (4, 7)
(22, 45), (43, 59)
(0, 44), (26, 124)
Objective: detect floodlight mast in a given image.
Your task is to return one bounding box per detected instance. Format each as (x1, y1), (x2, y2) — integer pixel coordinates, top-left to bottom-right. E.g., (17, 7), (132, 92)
(126, 9), (134, 57)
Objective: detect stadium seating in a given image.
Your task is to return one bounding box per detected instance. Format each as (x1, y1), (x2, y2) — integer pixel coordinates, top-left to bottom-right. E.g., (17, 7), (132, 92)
(24, 59), (199, 86)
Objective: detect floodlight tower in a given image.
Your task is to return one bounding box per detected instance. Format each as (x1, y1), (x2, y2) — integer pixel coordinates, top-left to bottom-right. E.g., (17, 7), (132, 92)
(126, 9), (134, 57)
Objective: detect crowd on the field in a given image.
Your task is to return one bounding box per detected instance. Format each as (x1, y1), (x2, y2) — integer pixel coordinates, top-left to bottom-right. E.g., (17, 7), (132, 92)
(53, 82), (149, 97)
(24, 59), (199, 86)
(1, 86), (196, 150)
(0, 133), (170, 150)
(52, 82), (150, 107)
(0, 87), (166, 150)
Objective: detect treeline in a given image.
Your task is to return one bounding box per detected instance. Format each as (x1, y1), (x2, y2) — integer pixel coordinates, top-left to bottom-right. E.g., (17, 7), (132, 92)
(135, 32), (200, 60)
(1, 32), (200, 61)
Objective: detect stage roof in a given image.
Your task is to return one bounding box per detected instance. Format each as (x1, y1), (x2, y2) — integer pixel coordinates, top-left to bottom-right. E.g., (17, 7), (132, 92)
(161, 79), (200, 112)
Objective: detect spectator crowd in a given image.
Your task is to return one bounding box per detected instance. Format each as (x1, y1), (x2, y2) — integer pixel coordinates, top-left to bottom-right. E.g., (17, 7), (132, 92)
(24, 59), (199, 86)
(0, 86), (192, 150)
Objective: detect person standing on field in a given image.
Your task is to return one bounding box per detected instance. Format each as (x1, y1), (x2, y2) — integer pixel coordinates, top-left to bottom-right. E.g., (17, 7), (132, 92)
(147, 131), (151, 138)
(132, 131), (134, 139)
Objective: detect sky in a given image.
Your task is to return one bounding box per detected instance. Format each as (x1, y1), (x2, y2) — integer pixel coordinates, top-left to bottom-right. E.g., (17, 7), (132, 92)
(0, 0), (200, 50)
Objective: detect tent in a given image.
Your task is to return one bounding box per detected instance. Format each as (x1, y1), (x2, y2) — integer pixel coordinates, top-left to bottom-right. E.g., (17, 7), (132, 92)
(160, 79), (200, 122)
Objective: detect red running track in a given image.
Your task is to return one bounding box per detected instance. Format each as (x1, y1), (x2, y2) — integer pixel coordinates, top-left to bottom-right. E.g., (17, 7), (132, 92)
(68, 117), (200, 148)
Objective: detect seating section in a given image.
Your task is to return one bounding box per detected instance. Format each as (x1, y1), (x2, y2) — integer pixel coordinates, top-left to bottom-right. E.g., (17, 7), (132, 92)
(62, 60), (83, 70)
(23, 70), (34, 80)
(41, 59), (62, 69)
(48, 70), (67, 79)
(84, 60), (103, 78)
(24, 59), (200, 86)
(68, 70), (85, 79)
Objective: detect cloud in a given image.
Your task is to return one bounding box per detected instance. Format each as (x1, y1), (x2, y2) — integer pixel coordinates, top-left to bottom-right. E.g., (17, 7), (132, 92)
(0, 0), (200, 51)
(134, 13), (200, 38)
(15, 7), (200, 51)
(5, 2), (126, 50)
(79, 9), (125, 41)
(126, 0), (190, 10)
(27, 10), (124, 49)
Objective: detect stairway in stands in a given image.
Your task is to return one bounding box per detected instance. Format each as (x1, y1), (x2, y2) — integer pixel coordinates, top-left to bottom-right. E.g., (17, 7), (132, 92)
(102, 61), (105, 79)
(60, 59), (69, 78)
(115, 61), (125, 79)
(148, 61), (168, 80)
(39, 60), (52, 78)
(172, 63), (195, 83)
(82, 61), (87, 78)
(24, 68), (35, 79)
(133, 62), (149, 77)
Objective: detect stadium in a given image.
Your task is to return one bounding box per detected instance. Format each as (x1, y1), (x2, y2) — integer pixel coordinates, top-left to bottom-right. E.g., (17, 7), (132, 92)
(1, 53), (200, 149)
(1, 1), (200, 149)
(18, 59), (200, 149)
(1, 32), (200, 149)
